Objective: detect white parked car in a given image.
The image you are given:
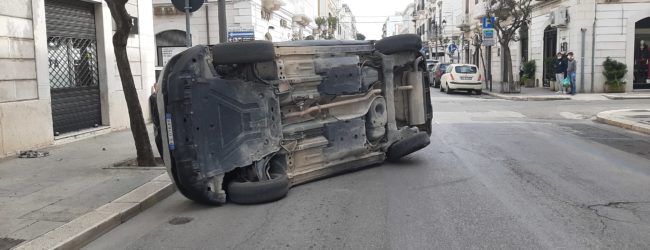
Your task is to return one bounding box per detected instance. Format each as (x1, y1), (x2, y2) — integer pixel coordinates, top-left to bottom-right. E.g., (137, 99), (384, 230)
(440, 64), (483, 95)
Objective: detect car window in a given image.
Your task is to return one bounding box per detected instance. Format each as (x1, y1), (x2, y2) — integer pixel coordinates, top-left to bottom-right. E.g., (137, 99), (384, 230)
(446, 66), (453, 73)
(439, 64), (448, 71)
(455, 65), (478, 74)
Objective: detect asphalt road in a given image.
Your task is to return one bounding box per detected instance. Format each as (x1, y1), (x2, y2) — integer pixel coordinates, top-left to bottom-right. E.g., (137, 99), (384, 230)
(86, 91), (650, 250)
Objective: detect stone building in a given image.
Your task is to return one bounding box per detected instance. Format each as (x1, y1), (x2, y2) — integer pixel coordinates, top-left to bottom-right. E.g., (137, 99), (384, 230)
(459, 0), (650, 93)
(153, 0), (318, 67)
(0, 0), (155, 157)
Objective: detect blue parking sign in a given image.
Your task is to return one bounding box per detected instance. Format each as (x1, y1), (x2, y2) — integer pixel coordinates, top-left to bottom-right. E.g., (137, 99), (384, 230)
(482, 17), (495, 29)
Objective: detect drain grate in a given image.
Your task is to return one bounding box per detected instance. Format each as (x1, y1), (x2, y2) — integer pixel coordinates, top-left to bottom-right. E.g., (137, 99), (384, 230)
(0, 238), (25, 250)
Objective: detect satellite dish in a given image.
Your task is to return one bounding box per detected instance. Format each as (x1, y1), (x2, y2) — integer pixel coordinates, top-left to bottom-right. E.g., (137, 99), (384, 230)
(171, 0), (204, 13)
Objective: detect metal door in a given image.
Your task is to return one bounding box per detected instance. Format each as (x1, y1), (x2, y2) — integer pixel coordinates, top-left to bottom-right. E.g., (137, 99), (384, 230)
(46, 0), (101, 135)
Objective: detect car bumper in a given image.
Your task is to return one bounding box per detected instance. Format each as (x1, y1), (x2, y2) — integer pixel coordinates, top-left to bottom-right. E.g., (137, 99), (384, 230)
(448, 81), (482, 90)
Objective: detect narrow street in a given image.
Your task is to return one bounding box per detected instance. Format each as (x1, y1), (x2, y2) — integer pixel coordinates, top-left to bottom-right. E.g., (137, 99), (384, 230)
(86, 91), (650, 250)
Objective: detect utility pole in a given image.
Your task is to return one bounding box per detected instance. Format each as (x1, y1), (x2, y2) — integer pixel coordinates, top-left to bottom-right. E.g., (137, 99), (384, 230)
(184, 0), (191, 47)
(487, 45), (492, 91)
(218, 0), (227, 43)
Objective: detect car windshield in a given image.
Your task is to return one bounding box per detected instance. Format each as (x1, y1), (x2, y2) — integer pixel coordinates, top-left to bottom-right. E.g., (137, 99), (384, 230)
(439, 64), (448, 71)
(455, 65), (477, 74)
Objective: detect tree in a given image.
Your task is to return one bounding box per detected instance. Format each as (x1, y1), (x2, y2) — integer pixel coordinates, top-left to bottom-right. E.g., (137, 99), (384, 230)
(356, 33), (366, 40)
(485, 0), (534, 84)
(326, 16), (338, 39)
(104, 0), (156, 166)
(314, 16), (327, 39)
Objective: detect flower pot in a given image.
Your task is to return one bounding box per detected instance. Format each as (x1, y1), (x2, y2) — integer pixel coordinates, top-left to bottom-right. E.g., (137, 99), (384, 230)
(524, 78), (535, 88)
(604, 84), (625, 93)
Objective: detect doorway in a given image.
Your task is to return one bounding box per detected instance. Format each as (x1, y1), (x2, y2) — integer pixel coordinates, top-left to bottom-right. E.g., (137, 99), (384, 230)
(46, 0), (101, 135)
(634, 17), (650, 89)
(542, 26), (557, 87)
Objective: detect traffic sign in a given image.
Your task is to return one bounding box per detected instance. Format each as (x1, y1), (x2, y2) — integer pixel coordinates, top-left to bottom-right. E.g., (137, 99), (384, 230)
(482, 17), (495, 29)
(171, 0), (204, 12)
(448, 43), (457, 54)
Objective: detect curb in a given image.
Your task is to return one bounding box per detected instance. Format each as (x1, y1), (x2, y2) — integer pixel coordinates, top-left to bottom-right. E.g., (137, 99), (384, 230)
(14, 174), (175, 250)
(483, 91), (571, 101)
(596, 110), (650, 135)
(602, 94), (650, 100)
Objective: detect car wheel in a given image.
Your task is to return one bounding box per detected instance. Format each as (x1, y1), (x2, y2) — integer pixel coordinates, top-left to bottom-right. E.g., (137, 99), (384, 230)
(375, 34), (422, 55)
(387, 132), (431, 162)
(226, 173), (290, 205)
(211, 41), (275, 65)
(446, 84), (452, 94)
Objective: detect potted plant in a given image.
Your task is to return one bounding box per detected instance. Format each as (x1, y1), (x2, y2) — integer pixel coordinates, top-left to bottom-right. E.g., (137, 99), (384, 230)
(602, 57), (628, 93)
(521, 60), (536, 87)
(543, 57), (557, 89)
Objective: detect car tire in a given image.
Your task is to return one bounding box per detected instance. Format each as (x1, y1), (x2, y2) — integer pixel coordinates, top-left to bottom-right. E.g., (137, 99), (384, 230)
(226, 173), (290, 205)
(211, 41), (275, 65)
(446, 84), (452, 94)
(375, 34), (422, 55)
(387, 132), (431, 162)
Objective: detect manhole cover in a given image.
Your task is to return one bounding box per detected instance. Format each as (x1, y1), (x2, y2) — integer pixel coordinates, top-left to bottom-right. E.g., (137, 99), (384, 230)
(628, 115), (650, 119)
(168, 217), (193, 225)
(0, 237), (24, 250)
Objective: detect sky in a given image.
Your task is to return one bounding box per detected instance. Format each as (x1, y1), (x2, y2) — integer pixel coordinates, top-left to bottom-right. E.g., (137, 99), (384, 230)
(342, 0), (414, 40)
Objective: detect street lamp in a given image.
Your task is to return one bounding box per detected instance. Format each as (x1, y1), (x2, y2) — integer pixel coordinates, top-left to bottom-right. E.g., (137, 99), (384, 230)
(432, 18), (446, 61)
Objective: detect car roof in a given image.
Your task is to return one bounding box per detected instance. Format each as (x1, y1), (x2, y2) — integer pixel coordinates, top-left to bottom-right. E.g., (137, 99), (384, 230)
(449, 64), (478, 67)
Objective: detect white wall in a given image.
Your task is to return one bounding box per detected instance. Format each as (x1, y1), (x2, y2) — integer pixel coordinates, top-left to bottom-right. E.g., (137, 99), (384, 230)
(0, 0), (155, 157)
(0, 0), (53, 157)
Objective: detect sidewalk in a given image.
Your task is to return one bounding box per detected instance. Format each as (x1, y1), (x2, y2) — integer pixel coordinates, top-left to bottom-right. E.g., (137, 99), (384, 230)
(0, 129), (174, 249)
(597, 109), (650, 135)
(484, 86), (650, 101)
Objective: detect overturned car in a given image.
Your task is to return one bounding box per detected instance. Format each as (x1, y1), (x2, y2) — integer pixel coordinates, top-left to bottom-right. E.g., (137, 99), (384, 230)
(151, 34), (432, 205)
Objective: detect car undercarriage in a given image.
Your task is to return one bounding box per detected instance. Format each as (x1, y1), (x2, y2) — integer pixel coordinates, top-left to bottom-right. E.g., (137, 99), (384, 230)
(151, 34), (433, 205)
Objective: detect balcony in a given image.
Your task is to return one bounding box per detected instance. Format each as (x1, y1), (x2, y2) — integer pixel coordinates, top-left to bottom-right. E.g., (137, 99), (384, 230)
(473, 1), (486, 20)
(456, 14), (470, 32)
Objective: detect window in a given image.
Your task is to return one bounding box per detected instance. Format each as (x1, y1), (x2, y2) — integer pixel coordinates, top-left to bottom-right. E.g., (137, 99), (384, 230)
(455, 65), (478, 73)
(261, 10), (272, 21)
(280, 19), (288, 28)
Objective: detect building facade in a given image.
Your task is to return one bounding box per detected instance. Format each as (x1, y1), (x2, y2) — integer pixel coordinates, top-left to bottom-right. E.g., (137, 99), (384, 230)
(398, 4), (416, 35)
(0, 0), (155, 157)
(338, 4), (357, 40)
(411, 0), (463, 62)
(153, 0), (318, 67)
(382, 15), (404, 38)
(460, 0), (650, 93)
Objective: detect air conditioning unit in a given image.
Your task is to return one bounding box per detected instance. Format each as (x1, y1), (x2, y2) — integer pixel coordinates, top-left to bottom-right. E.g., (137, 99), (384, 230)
(550, 7), (568, 27)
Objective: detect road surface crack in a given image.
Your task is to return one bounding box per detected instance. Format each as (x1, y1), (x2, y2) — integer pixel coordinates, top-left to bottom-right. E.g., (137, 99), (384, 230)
(585, 201), (650, 235)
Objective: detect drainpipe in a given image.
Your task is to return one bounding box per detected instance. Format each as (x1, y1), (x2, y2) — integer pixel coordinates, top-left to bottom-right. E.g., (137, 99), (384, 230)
(206, 4), (210, 44)
(590, 0), (596, 93)
(580, 28), (586, 93)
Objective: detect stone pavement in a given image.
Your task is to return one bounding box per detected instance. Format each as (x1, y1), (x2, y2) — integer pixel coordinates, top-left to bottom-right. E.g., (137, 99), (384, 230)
(0, 128), (173, 249)
(484, 86), (650, 101)
(597, 109), (650, 135)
